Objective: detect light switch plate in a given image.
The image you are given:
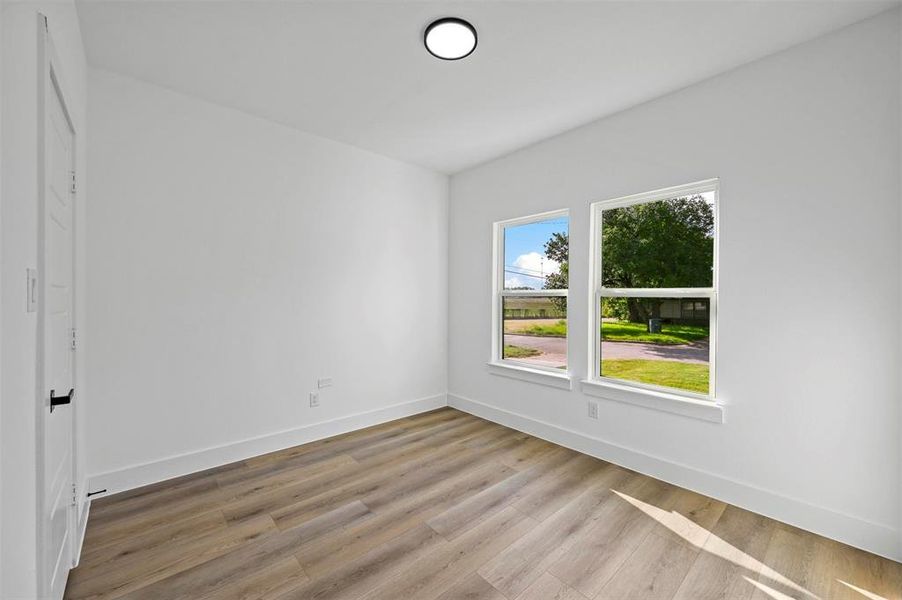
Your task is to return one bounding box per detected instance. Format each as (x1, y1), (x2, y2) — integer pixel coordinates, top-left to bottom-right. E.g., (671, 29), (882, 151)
(309, 392), (320, 407)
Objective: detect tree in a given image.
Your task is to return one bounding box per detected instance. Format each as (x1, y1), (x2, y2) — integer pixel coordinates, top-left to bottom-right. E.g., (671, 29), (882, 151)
(602, 196), (713, 324)
(543, 231), (568, 312)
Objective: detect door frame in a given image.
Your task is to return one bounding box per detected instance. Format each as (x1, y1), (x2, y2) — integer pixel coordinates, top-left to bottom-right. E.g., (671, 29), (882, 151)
(35, 12), (80, 598)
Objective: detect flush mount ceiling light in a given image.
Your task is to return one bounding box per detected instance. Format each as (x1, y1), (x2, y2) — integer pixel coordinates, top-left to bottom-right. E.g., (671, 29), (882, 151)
(424, 18), (477, 60)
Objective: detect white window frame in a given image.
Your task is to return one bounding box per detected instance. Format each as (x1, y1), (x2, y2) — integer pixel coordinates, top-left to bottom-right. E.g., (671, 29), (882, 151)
(490, 209), (571, 387)
(585, 179), (722, 419)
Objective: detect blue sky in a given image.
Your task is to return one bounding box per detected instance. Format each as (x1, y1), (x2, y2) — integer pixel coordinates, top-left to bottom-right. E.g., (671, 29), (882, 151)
(504, 217), (568, 289)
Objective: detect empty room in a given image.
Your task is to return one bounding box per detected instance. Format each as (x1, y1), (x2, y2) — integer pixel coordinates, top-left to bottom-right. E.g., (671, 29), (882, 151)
(2, 0), (902, 598)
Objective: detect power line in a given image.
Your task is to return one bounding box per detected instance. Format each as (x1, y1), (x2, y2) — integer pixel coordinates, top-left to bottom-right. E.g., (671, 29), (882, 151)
(504, 265), (546, 276)
(504, 266), (546, 276)
(504, 269), (545, 280)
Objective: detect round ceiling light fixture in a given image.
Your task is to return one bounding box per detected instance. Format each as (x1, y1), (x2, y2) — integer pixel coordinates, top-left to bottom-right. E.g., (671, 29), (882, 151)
(424, 17), (477, 60)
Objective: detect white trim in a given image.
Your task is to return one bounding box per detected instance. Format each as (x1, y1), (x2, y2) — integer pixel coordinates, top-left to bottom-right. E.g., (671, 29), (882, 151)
(494, 208), (569, 229)
(487, 362), (572, 390)
(589, 179), (718, 401)
(447, 393), (902, 562)
(599, 288), (715, 299)
(593, 178), (720, 211)
(500, 289), (567, 297)
(581, 379), (723, 423)
(87, 394), (446, 497)
(71, 501), (89, 568)
(899, 5), (902, 567)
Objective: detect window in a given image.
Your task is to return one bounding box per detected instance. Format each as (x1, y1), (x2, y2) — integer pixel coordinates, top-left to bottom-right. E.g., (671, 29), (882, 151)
(493, 210), (569, 373)
(590, 180), (717, 399)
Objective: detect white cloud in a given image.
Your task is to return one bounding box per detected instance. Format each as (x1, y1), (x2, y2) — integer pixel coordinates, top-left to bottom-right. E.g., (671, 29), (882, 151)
(504, 275), (528, 288)
(514, 252), (560, 275)
(505, 252), (559, 289)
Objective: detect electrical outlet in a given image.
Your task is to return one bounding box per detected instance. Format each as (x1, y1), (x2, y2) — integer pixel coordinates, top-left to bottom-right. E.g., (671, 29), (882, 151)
(309, 392), (320, 408)
(587, 401), (598, 420)
(317, 378), (333, 389)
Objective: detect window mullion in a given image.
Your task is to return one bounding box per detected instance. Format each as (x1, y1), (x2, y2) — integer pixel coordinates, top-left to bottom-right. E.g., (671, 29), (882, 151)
(599, 288), (714, 299)
(501, 289), (568, 297)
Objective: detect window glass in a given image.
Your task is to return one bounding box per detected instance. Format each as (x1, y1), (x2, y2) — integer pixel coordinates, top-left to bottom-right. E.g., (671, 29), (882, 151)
(504, 218), (569, 291)
(601, 193), (715, 289)
(503, 297), (567, 370)
(600, 297), (710, 394)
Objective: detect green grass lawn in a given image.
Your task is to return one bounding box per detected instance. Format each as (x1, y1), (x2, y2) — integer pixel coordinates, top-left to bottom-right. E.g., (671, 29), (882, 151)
(509, 320), (567, 337)
(504, 345), (542, 359)
(601, 321), (708, 345)
(601, 359), (709, 394)
(505, 319), (707, 345)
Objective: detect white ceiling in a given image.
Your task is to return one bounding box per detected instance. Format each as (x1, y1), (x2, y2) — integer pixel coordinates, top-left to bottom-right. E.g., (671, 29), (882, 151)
(76, 1), (897, 173)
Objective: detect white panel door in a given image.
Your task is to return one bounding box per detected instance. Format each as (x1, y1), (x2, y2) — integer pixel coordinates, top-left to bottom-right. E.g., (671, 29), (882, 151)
(42, 70), (76, 600)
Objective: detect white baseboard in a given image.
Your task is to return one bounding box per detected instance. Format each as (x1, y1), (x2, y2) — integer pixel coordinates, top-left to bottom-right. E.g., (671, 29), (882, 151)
(88, 394), (446, 497)
(448, 392), (902, 562)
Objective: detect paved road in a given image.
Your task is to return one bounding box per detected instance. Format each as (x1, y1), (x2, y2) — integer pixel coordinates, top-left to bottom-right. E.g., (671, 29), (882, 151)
(602, 339), (709, 364)
(504, 334), (567, 368)
(504, 334), (708, 365)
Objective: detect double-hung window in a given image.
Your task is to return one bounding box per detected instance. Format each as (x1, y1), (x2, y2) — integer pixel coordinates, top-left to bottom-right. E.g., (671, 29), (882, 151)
(590, 180), (718, 400)
(493, 210), (569, 373)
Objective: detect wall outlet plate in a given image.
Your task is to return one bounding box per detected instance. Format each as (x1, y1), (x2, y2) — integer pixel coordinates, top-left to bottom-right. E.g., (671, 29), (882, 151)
(309, 392), (320, 407)
(317, 378), (333, 389)
(588, 401), (599, 420)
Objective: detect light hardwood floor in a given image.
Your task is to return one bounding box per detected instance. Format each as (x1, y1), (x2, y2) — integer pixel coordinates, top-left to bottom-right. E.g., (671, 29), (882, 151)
(66, 408), (902, 600)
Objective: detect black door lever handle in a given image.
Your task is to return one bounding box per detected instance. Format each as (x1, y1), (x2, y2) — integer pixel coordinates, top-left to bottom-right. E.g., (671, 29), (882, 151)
(50, 388), (74, 413)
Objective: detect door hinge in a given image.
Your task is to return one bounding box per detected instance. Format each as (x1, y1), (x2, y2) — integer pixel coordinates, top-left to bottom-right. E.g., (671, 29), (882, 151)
(71, 483), (78, 506)
(71, 328), (77, 350)
(71, 171), (77, 194)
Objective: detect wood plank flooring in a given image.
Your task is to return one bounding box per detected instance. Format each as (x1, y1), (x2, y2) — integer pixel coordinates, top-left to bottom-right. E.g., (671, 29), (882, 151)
(66, 408), (902, 600)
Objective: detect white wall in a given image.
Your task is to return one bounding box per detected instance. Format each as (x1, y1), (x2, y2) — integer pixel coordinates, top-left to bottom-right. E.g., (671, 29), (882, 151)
(86, 69), (448, 490)
(449, 10), (902, 560)
(1, 1), (88, 597)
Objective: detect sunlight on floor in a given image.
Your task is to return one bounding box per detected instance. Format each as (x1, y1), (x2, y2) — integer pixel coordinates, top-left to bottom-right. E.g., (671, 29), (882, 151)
(615, 489), (899, 599)
(744, 577), (797, 599)
(838, 579), (890, 600)
(611, 490), (894, 600)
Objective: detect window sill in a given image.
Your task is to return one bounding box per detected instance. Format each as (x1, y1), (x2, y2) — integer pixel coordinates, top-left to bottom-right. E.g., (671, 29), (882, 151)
(580, 378), (724, 423)
(487, 362), (573, 390)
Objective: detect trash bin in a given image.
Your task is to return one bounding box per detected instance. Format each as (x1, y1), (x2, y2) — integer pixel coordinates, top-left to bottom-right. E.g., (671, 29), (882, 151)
(648, 318), (662, 333)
